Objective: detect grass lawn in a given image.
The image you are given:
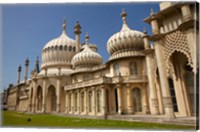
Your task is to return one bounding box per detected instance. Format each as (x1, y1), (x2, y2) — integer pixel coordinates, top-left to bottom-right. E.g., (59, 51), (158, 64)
(1, 111), (196, 130)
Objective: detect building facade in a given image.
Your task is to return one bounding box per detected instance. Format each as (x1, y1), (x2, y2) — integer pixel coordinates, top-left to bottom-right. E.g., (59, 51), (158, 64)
(6, 2), (198, 119)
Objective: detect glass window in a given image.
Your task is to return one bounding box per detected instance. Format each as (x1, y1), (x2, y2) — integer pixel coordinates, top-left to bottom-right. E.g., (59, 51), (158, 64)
(130, 62), (138, 75)
(113, 63), (120, 76)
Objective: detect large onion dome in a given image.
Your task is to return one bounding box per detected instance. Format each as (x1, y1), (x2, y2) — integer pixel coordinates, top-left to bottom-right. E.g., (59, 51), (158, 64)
(41, 19), (76, 69)
(71, 33), (103, 70)
(107, 10), (144, 60)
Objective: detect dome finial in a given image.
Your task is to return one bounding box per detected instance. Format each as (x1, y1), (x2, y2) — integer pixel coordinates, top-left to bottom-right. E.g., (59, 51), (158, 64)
(62, 17), (66, 32)
(120, 9), (130, 31)
(121, 8), (127, 24)
(85, 32), (89, 45)
(150, 8), (155, 16)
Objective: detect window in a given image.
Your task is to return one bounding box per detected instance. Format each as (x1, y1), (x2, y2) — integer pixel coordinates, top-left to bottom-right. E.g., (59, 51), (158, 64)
(97, 90), (101, 113)
(69, 94), (71, 111)
(69, 46), (72, 51)
(55, 46), (58, 50)
(81, 92), (84, 112)
(88, 91), (93, 112)
(130, 62), (138, 75)
(59, 45), (63, 50)
(133, 88), (142, 112)
(75, 93), (78, 112)
(73, 47), (76, 52)
(64, 45), (67, 50)
(113, 63), (120, 76)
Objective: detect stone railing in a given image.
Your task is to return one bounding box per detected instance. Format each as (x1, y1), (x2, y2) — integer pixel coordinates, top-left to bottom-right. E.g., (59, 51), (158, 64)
(65, 75), (148, 90)
(64, 76), (112, 90)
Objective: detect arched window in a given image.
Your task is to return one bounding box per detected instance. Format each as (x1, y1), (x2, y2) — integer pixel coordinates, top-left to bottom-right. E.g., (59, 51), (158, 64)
(75, 93), (78, 112)
(69, 46), (72, 51)
(133, 88), (142, 112)
(55, 46), (58, 50)
(97, 90), (101, 113)
(73, 47), (76, 52)
(64, 45), (67, 50)
(81, 92), (84, 112)
(88, 91), (93, 112)
(59, 45), (63, 50)
(130, 62), (138, 75)
(51, 46), (54, 51)
(113, 63), (120, 76)
(69, 94), (71, 112)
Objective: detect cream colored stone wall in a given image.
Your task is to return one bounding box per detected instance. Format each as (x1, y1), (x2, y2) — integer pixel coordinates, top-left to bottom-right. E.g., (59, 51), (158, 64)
(18, 98), (28, 111)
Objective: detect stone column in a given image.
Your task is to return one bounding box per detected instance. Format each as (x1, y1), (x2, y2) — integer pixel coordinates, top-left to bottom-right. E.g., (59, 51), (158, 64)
(71, 92), (74, 114)
(84, 89), (88, 115)
(142, 86), (150, 114)
(28, 87), (32, 112)
(101, 86), (106, 115)
(77, 90), (81, 114)
(143, 29), (159, 114)
(126, 84), (132, 114)
(65, 92), (69, 114)
(92, 87), (96, 115)
(117, 85), (122, 114)
(154, 41), (175, 118)
(56, 78), (61, 112)
(31, 79), (37, 113)
(42, 78), (47, 113)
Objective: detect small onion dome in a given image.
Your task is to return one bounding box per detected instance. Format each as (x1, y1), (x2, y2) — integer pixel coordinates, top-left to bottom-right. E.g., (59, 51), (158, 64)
(41, 18), (76, 69)
(71, 33), (103, 70)
(107, 9), (144, 55)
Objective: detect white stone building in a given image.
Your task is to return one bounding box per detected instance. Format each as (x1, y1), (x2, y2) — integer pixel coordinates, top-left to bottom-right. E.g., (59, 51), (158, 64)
(6, 2), (198, 120)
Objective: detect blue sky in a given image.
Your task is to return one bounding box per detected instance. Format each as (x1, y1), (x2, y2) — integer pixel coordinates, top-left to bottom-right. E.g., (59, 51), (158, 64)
(1, 3), (160, 91)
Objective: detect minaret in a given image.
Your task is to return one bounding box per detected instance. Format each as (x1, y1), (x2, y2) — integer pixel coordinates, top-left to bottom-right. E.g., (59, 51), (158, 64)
(34, 56), (40, 73)
(62, 17), (67, 34)
(17, 65), (22, 84)
(142, 28), (159, 115)
(74, 21), (81, 53)
(85, 32), (89, 45)
(24, 57), (29, 82)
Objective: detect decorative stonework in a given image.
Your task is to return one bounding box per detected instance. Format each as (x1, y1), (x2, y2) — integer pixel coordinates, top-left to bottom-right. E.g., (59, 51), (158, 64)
(162, 30), (193, 75)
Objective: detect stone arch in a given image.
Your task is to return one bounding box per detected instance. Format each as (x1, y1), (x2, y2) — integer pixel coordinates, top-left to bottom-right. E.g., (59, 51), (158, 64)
(46, 85), (56, 113)
(163, 30), (193, 74)
(170, 51), (195, 116)
(36, 86), (42, 112)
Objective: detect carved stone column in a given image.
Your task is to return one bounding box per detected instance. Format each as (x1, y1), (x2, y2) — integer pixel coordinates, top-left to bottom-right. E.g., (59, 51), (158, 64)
(181, 4), (192, 22)
(116, 84), (122, 114)
(126, 84), (132, 114)
(31, 79), (37, 113)
(71, 91), (74, 114)
(42, 77), (47, 113)
(84, 89), (88, 115)
(101, 86), (106, 115)
(56, 78), (61, 113)
(154, 41), (174, 118)
(77, 90), (81, 114)
(92, 87), (96, 115)
(65, 91), (69, 114)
